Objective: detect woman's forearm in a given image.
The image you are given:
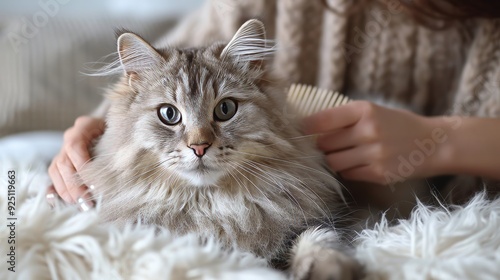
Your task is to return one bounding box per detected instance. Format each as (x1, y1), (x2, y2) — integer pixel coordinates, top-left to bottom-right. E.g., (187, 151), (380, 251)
(437, 117), (500, 180)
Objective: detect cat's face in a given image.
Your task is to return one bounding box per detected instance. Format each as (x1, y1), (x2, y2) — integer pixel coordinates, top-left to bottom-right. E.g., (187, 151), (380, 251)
(107, 20), (295, 187)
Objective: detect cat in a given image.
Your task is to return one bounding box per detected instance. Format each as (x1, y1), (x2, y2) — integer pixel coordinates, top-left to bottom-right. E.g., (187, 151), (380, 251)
(80, 19), (362, 280)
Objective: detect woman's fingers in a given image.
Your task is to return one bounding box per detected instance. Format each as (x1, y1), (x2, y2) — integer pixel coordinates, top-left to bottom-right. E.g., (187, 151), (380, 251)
(76, 189), (95, 212)
(46, 185), (58, 207)
(340, 165), (389, 186)
(325, 145), (374, 172)
(65, 137), (91, 172)
(303, 101), (363, 134)
(55, 153), (88, 203)
(326, 143), (394, 185)
(316, 128), (358, 153)
(75, 116), (105, 139)
(48, 156), (72, 203)
(65, 116), (105, 170)
(49, 153), (94, 210)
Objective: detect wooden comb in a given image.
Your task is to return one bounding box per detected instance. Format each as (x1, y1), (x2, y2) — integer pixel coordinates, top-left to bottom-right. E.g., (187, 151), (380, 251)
(286, 83), (350, 116)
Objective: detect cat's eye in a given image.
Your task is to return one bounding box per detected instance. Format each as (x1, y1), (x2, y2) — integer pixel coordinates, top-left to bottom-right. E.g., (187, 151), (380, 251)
(214, 98), (237, 121)
(158, 104), (182, 125)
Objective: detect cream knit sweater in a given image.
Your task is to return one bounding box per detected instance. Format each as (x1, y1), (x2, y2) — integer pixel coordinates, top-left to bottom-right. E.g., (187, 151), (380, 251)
(159, 0), (500, 119)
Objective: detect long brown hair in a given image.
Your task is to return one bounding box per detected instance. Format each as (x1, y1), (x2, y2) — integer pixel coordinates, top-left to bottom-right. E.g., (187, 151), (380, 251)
(322, 0), (500, 27)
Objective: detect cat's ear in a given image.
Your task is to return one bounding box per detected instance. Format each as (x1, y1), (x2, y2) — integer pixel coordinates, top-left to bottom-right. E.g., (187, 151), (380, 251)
(220, 19), (273, 70)
(117, 32), (165, 87)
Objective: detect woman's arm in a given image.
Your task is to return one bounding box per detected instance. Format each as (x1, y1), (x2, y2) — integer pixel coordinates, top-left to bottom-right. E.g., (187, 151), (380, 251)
(437, 116), (500, 180)
(303, 101), (500, 185)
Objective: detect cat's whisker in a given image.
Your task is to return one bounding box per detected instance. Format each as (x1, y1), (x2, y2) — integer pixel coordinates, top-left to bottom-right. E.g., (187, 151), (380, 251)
(240, 140), (320, 153)
(231, 142), (325, 159)
(222, 164), (251, 197)
(103, 161), (160, 191)
(132, 157), (178, 184)
(238, 160), (309, 223)
(81, 150), (158, 185)
(241, 159), (335, 225)
(147, 171), (175, 202)
(226, 162), (283, 216)
(283, 134), (320, 141)
(240, 160), (301, 193)
(90, 156), (179, 203)
(143, 161), (181, 191)
(235, 161), (316, 224)
(82, 152), (160, 186)
(248, 161), (334, 215)
(230, 150), (335, 177)
(237, 162), (284, 193)
(82, 51), (122, 77)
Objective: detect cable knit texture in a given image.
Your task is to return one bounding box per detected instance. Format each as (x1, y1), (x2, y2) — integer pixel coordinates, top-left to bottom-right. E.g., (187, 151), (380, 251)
(159, 0), (500, 120)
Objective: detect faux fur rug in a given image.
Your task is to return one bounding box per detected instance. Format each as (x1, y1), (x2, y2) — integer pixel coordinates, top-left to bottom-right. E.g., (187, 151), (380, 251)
(1, 163), (500, 280)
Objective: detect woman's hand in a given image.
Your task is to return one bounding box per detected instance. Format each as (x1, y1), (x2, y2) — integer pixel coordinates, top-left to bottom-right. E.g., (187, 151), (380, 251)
(303, 101), (452, 185)
(48, 116), (105, 208)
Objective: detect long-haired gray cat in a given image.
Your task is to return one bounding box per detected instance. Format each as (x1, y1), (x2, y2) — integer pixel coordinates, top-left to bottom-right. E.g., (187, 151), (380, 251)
(80, 19), (361, 280)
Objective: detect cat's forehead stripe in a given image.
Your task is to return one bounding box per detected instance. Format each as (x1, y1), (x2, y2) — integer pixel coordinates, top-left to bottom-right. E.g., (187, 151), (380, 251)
(184, 49), (195, 65)
(181, 53), (216, 99)
(184, 51), (201, 98)
(165, 48), (261, 102)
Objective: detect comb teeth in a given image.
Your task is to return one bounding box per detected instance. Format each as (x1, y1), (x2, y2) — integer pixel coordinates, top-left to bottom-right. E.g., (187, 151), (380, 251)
(286, 83), (350, 116)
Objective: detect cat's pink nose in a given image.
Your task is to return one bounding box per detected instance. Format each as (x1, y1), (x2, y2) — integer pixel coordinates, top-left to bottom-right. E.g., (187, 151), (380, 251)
(189, 143), (211, 158)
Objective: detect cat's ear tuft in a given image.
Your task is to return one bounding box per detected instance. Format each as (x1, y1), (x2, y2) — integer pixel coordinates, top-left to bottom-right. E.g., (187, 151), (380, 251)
(221, 19), (274, 69)
(117, 32), (165, 76)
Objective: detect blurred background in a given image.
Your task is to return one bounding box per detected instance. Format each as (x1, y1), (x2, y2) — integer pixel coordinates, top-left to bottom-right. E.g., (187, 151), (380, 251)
(0, 0), (204, 20)
(0, 0), (204, 161)
(0, 0), (205, 135)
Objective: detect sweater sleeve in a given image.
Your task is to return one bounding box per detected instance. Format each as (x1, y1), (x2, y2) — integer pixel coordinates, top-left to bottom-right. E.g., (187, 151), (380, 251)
(452, 19), (500, 118)
(154, 0), (276, 48)
(442, 19), (500, 203)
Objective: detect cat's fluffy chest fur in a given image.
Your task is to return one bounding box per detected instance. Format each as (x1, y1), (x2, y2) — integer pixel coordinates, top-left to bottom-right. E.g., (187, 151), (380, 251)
(79, 20), (353, 275)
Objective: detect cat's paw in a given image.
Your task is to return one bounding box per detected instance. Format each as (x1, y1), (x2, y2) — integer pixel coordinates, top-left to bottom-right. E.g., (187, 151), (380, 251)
(290, 247), (362, 280)
(289, 228), (363, 280)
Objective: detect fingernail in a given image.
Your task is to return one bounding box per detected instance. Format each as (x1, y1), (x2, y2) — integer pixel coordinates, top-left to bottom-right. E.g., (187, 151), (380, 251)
(46, 192), (57, 207)
(77, 197), (93, 212)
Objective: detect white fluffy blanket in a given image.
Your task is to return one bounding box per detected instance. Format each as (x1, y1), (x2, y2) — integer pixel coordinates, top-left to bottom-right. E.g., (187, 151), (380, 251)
(1, 160), (500, 280)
